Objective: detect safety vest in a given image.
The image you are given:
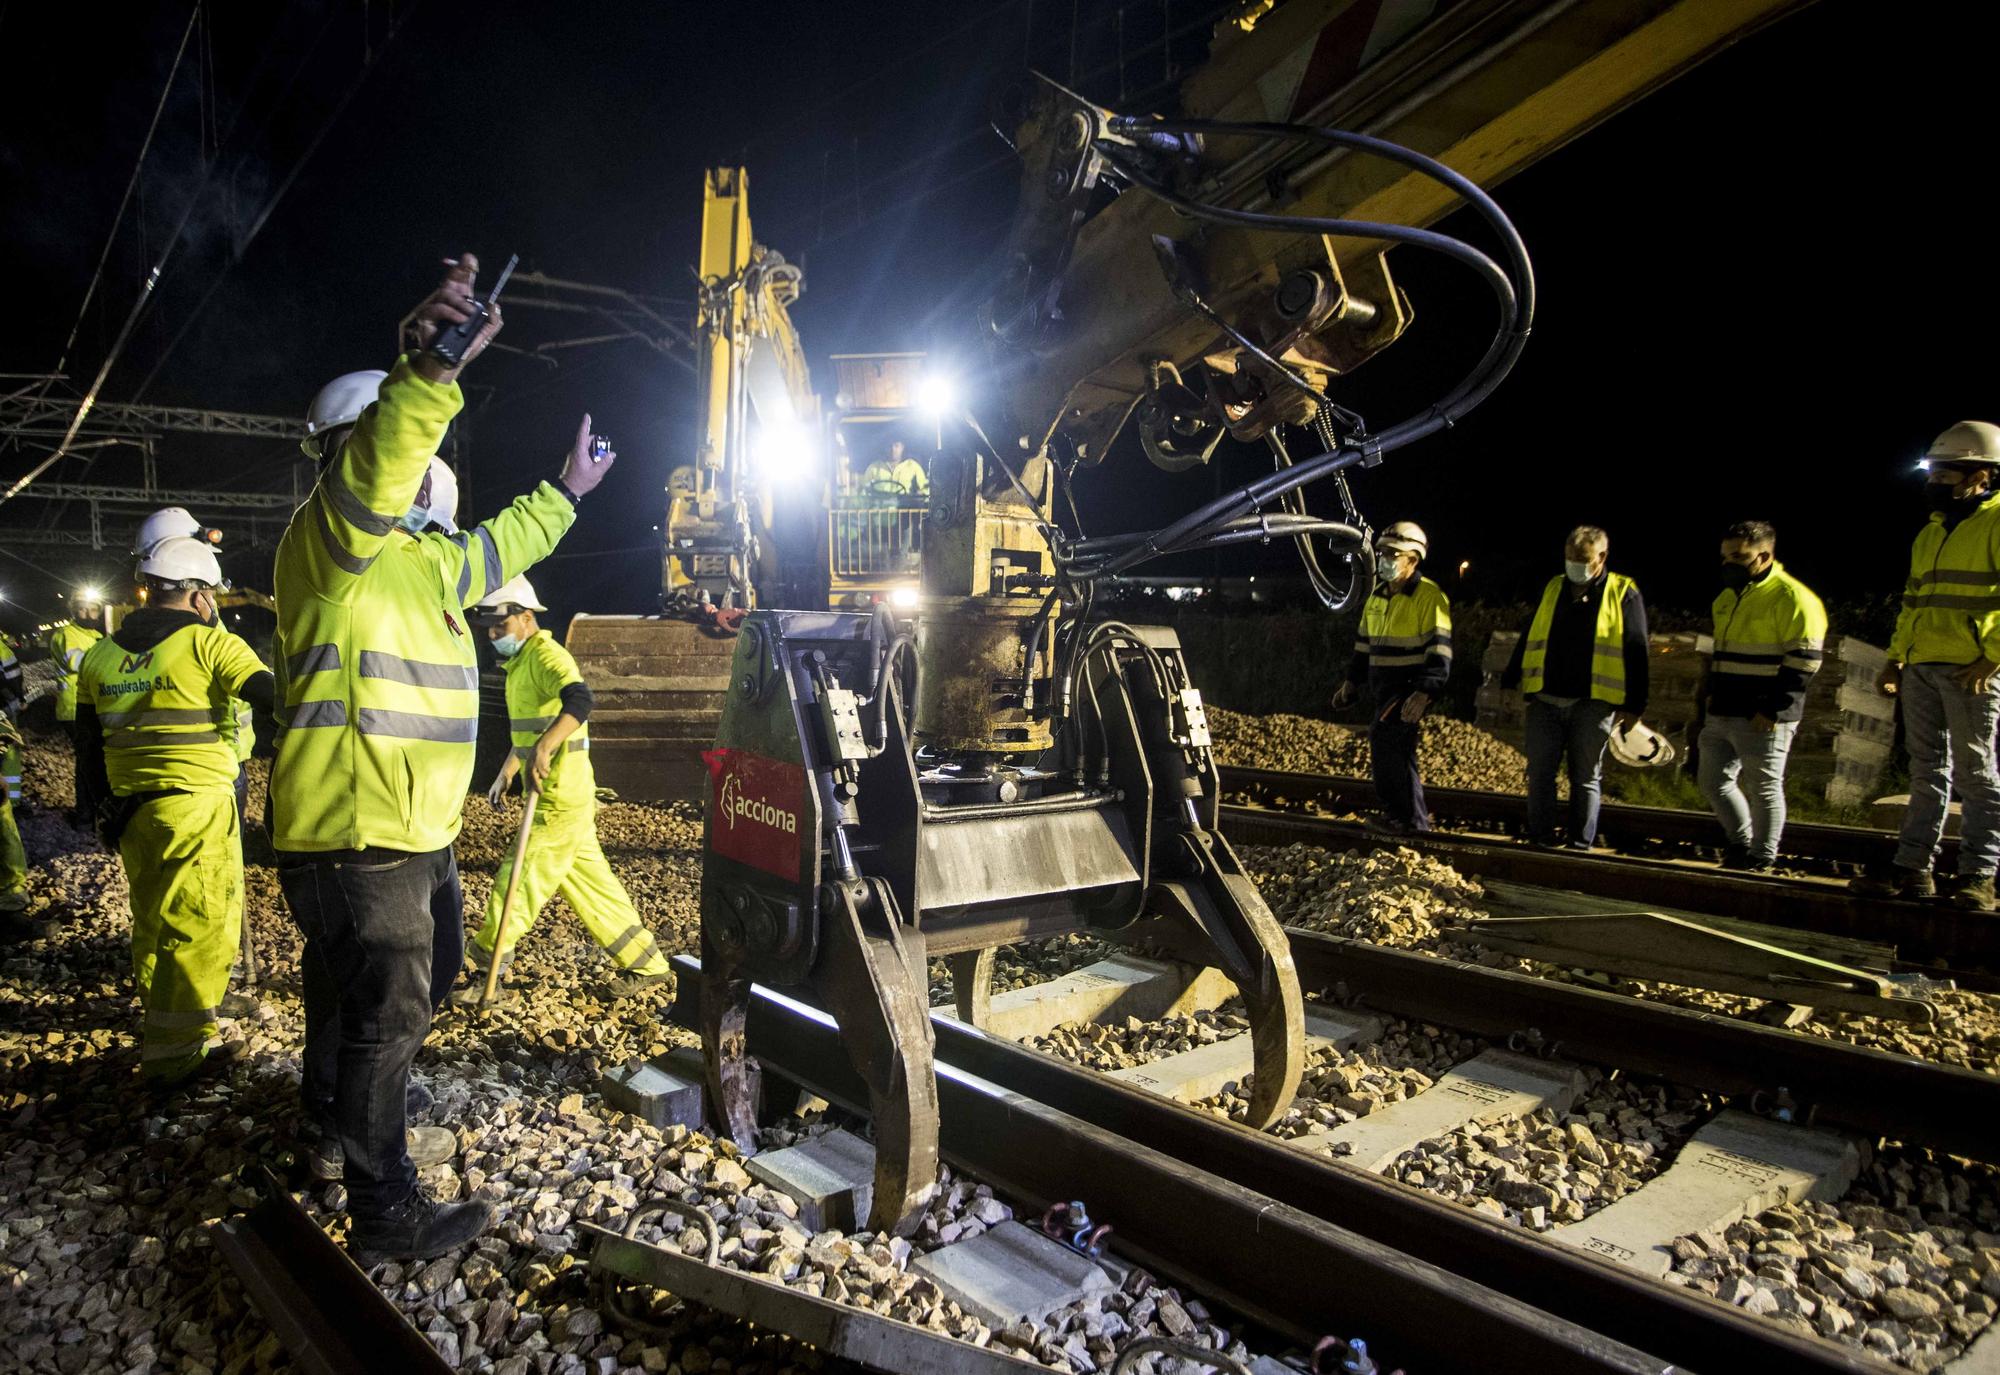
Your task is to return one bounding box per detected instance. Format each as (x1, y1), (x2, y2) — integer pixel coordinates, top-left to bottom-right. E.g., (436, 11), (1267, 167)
(860, 457), (928, 499)
(77, 622), (267, 795)
(1358, 577), (1452, 685)
(1711, 561), (1828, 685)
(270, 357), (577, 855)
(1, 639), (21, 703)
(1890, 495), (2000, 666)
(1519, 571), (1636, 705)
(46, 621), (103, 722)
(504, 629), (595, 810)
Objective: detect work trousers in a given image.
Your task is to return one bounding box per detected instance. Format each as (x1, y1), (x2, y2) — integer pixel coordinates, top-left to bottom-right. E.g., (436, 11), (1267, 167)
(1697, 716), (1798, 868)
(1894, 663), (2000, 877)
(1, 786), (24, 907)
(3, 736), (21, 805)
(64, 719), (88, 813)
(1369, 706), (1430, 831)
(470, 800), (665, 975)
(120, 790), (242, 1079)
(1525, 697), (1617, 848)
(278, 845), (459, 1215)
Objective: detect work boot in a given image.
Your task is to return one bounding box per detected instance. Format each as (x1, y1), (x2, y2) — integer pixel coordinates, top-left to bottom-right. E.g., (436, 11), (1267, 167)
(602, 968), (675, 1001)
(307, 1125), (458, 1183)
(1720, 843), (1751, 870)
(349, 1189), (493, 1267)
(1949, 876), (1998, 912)
(218, 990), (264, 1019)
(1851, 864), (1936, 899)
(146, 1040), (243, 1095)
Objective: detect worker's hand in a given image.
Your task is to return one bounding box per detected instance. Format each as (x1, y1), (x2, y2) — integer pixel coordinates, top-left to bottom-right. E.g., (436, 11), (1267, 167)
(486, 766), (514, 809)
(1751, 713), (1777, 734)
(1331, 681), (1358, 711)
(528, 738), (559, 791)
(1399, 690), (1431, 724)
(1878, 662), (1902, 697)
(408, 254), (504, 382)
(1955, 658), (2000, 695)
(559, 413), (615, 498)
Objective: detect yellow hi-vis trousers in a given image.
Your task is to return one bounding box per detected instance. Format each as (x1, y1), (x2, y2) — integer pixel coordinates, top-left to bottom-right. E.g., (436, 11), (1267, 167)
(471, 799), (666, 975)
(2, 739), (21, 805)
(1, 787), (24, 909)
(119, 790), (242, 1080)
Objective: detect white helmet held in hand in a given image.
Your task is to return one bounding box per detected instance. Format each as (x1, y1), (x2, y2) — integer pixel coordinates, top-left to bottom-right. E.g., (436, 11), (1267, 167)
(1375, 520), (1428, 560)
(136, 535), (226, 589)
(302, 369), (388, 459)
(1608, 718), (1676, 769)
(402, 456), (460, 535)
(473, 574), (546, 618)
(132, 507), (219, 559)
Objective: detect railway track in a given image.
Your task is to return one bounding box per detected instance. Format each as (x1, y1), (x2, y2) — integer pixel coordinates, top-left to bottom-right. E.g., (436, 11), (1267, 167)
(1215, 783), (2000, 980)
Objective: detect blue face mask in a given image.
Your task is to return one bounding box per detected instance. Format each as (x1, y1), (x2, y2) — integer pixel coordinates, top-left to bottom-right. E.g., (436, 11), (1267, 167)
(398, 506), (430, 535)
(491, 633), (523, 659)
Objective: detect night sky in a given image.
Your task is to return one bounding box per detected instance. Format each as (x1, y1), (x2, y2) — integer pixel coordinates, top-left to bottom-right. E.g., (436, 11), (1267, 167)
(2, 0), (1994, 639)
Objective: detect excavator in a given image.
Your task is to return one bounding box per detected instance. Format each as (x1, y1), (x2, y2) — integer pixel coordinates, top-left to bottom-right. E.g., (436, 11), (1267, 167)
(692, 0), (1813, 1236)
(567, 170), (929, 800)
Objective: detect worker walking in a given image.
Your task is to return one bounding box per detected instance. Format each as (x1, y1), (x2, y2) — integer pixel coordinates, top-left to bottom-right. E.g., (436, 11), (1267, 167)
(47, 589), (105, 818)
(1855, 424), (2000, 909)
(1694, 521), (1827, 873)
(272, 254), (611, 1265)
(459, 576), (670, 1002)
(1333, 522), (1451, 833)
(1501, 525), (1650, 850)
(74, 537), (274, 1087)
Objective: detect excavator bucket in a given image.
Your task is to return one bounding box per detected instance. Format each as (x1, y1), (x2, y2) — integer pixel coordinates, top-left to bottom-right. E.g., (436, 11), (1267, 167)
(566, 615), (738, 801)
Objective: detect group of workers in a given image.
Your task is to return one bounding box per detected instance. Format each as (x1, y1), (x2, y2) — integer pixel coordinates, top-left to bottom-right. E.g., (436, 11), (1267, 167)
(5, 254), (662, 1267)
(1343, 418), (2000, 913)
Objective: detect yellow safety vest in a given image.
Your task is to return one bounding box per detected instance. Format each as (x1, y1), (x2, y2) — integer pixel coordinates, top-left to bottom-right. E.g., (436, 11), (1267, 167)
(503, 629), (595, 810)
(1519, 571), (1636, 705)
(861, 458), (928, 497)
(46, 621), (103, 722)
(1890, 495), (2000, 666)
(1711, 560), (1828, 685)
(1358, 577), (1452, 682)
(270, 357), (577, 854)
(78, 622), (267, 795)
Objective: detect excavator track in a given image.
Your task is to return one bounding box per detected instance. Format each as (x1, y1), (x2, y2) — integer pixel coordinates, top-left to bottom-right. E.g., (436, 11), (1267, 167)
(566, 615), (738, 801)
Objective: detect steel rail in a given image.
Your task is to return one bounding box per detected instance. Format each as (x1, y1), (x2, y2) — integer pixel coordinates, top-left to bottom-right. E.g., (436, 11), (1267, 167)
(209, 1167), (452, 1375)
(670, 958), (1881, 1375)
(1218, 765), (1949, 868)
(1219, 804), (2000, 976)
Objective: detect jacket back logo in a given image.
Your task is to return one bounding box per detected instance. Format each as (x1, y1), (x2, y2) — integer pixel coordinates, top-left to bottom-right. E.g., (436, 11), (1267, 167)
(118, 651), (154, 674)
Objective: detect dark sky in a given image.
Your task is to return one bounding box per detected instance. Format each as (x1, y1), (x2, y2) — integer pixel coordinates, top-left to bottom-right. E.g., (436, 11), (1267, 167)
(1, 0), (1995, 637)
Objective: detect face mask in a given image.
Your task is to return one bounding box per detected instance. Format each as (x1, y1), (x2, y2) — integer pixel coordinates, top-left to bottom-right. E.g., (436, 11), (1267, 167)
(491, 633), (523, 659)
(1719, 563), (1752, 592)
(398, 506), (431, 534)
(1563, 559), (1594, 584)
(1928, 481), (1981, 513)
(1374, 555), (1402, 584)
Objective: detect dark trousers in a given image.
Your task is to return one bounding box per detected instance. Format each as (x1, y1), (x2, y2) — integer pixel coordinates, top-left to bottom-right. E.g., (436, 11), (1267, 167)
(65, 719), (90, 813)
(1369, 708), (1430, 830)
(277, 845), (460, 1215)
(1524, 697), (1617, 847)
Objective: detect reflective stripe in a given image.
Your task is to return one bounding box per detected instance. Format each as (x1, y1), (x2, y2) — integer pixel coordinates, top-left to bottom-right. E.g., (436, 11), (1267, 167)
(1713, 649), (1783, 664)
(288, 700), (348, 729)
(325, 472), (399, 537)
(1714, 662), (1782, 677)
(476, 526), (502, 595)
(515, 739), (589, 759)
(1369, 651), (1428, 667)
(357, 708), (477, 743)
(287, 643), (342, 678)
(145, 1005), (219, 1030)
(357, 651), (478, 691)
(314, 502), (376, 576)
(141, 1036), (208, 1063)
(450, 533), (474, 602)
(1591, 673), (1625, 691)
(1915, 568), (2000, 587)
(1711, 640), (1789, 655)
(605, 923), (650, 960)
(99, 708), (221, 727)
(1904, 593), (2000, 612)
(107, 728), (221, 746)
(512, 715), (558, 733)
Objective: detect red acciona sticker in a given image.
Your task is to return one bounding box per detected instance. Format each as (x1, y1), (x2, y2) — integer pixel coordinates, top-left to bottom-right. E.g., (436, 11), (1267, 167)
(703, 747), (809, 883)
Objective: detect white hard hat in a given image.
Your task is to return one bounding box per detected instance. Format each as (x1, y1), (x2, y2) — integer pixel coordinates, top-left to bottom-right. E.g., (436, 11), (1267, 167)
(473, 574), (546, 617)
(132, 507), (219, 559)
(404, 457), (460, 535)
(1608, 718), (1677, 769)
(302, 369), (387, 458)
(136, 535), (225, 589)
(1376, 520), (1428, 560)
(1925, 421), (2000, 467)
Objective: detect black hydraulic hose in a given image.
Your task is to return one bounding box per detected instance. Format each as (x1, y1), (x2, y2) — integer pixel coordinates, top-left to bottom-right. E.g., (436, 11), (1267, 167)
(1066, 116), (1533, 580)
(1067, 511), (1356, 556)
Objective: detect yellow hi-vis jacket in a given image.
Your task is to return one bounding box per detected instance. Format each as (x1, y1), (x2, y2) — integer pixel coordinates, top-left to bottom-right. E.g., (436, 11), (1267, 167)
(78, 622), (267, 794)
(1890, 494), (2000, 667)
(1520, 571), (1639, 706)
(503, 630), (595, 810)
(271, 357), (576, 854)
(46, 621), (103, 722)
(1350, 576), (1452, 695)
(1708, 561), (1828, 723)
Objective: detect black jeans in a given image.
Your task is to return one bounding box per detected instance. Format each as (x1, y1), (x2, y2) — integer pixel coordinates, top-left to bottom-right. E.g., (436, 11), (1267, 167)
(277, 845), (460, 1215)
(1369, 707), (1431, 830)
